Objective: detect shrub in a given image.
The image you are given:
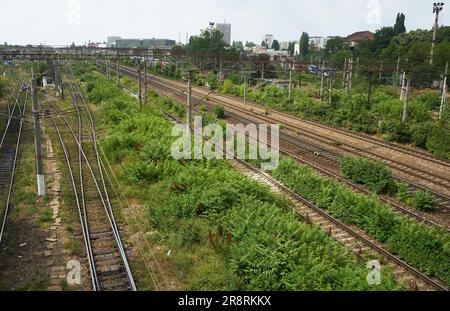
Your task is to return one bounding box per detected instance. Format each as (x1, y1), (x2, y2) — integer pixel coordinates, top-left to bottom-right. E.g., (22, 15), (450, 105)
(409, 191), (436, 211)
(395, 181), (411, 202)
(206, 71), (219, 90)
(122, 161), (160, 184)
(426, 122), (450, 159)
(411, 122), (433, 148)
(381, 120), (411, 143)
(86, 82), (94, 93)
(213, 105), (225, 118)
(140, 140), (169, 161)
(340, 156), (397, 194)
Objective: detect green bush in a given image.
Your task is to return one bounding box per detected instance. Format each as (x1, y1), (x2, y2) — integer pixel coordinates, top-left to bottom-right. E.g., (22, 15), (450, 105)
(206, 71), (219, 90)
(395, 181), (411, 202)
(122, 161), (161, 184)
(341, 156), (397, 194)
(426, 122), (450, 159)
(213, 105), (225, 118)
(409, 191), (436, 211)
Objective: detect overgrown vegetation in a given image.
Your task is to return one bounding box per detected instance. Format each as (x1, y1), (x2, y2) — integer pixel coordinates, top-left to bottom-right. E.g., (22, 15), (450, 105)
(271, 158), (450, 286)
(341, 156), (397, 194)
(75, 62), (403, 290)
(340, 156), (437, 211)
(217, 80), (450, 159)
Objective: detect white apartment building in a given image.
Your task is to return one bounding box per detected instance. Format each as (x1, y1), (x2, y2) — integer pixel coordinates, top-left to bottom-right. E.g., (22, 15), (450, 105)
(262, 34), (274, 48)
(215, 23), (231, 45)
(280, 41), (290, 50)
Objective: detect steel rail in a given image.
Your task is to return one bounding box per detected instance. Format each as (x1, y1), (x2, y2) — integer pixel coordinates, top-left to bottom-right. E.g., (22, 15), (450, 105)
(150, 90), (449, 291)
(64, 63), (137, 290)
(107, 63), (450, 231)
(112, 62), (450, 183)
(10, 73), (101, 290)
(0, 85), (28, 245)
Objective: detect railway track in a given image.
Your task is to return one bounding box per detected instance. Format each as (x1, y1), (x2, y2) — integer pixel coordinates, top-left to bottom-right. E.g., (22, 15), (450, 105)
(102, 62), (450, 231)
(0, 82), (28, 245)
(149, 93), (448, 291)
(110, 63), (450, 194)
(13, 65), (137, 291)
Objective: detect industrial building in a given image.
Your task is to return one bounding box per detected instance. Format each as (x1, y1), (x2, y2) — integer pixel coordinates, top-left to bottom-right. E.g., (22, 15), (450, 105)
(115, 38), (176, 48)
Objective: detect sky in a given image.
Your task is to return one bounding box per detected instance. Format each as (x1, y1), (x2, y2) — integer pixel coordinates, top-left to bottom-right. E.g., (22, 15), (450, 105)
(1, 0), (448, 46)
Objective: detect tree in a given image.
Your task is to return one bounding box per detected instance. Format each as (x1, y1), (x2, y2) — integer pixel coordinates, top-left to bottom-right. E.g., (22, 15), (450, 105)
(271, 40), (280, 51)
(325, 36), (344, 53)
(288, 42), (295, 56)
(370, 27), (397, 53)
(300, 32), (310, 55)
(232, 41), (244, 49)
(394, 13), (406, 35)
(171, 45), (184, 58)
(185, 29), (235, 57)
(261, 40), (266, 47)
(436, 26), (450, 43)
(245, 41), (256, 47)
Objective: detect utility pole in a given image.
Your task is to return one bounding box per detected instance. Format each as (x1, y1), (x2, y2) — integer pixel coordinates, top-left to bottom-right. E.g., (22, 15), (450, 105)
(186, 71), (192, 130)
(116, 59), (120, 86)
(328, 52), (333, 107)
(137, 66), (142, 110)
(347, 57), (353, 93)
(355, 57), (360, 79)
(243, 72), (247, 106)
(439, 62), (448, 120)
(319, 59), (325, 102)
(378, 60), (383, 82)
(342, 58), (347, 88)
(144, 59), (148, 105)
(400, 71), (406, 100)
(402, 75), (410, 123)
(394, 56), (400, 87)
(288, 67), (292, 100)
(54, 61), (60, 97)
(368, 72), (374, 107)
(58, 62), (64, 100)
(31, 69), (45, 197)
(430, 3), (445, 65)
(261, 63), (264, 81)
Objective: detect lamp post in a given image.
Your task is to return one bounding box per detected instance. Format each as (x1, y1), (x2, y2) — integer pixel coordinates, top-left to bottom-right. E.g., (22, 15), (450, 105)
(430, 2), (445, 65)
(209, 22), (215, 51)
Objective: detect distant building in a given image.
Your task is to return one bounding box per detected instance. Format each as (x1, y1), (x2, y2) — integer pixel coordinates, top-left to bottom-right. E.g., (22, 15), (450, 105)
(262, 34), (274, 48)
(345, 31), (374, 46)
(107, 36), (122, 47)
(41, 70), (55, 88)
(294, 41), (300, 55)
(251, 45), (268, 55)
(215, 23), (231, 45)
(115, 38), (176, 48)
(88, 42), (107, 48)
(267, 49), (288, 61)
(280, 41), (290, 50)
(309, 36), (323, 50)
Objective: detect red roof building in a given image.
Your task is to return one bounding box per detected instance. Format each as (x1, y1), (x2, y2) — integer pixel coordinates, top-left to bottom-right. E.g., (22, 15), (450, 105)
(345, 31), (375, 46)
